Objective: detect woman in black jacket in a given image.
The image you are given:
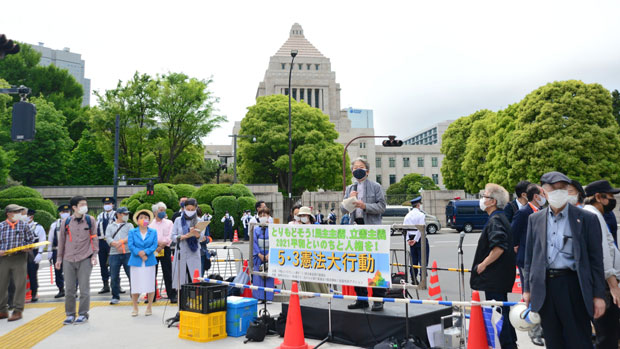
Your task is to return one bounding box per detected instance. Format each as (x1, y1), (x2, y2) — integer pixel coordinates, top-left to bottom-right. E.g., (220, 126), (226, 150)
(471, 183), (517, 349)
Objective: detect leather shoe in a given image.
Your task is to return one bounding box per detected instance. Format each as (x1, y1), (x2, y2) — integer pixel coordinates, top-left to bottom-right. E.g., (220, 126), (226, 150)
(8, 311), (22, 322)
(371, 302), (384, 311)
(531, 337), (544, 346)
(347, 301), (369, 310)
(54, 290), (65, 298)
(0, 312), (8, 319)
(98, 286), (110, 294)
(170, 298), (178, 304)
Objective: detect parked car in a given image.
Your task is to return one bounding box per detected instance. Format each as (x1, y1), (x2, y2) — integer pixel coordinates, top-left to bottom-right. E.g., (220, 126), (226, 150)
(445, 199), (489, 233)
(382, 205), (442, 234)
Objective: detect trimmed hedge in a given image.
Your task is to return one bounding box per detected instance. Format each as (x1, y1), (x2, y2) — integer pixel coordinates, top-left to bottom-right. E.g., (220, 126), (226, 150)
(135, 202), (154, 213)
(140, 184), (178, 210)
(127, 199), (142, 215)
(194, 184), (231, 206)
(165, 209), (175, 220)
(211, 195), (239, 239)
(198, 204), (213, 216)
(0, 186), (43, 200)
(34, 210), (55, 231)
(172, 184), (197, 200)
(0, 198), (56, 216)
(237, 197), (257, 214)
(230, 184), (254, 198)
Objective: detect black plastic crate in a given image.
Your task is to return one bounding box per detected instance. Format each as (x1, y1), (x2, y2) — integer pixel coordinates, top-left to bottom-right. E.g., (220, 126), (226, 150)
(180, 282), (227, 314)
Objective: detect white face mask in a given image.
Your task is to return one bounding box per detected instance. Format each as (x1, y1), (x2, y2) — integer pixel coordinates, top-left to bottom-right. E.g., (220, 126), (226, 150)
(103, 204), (113, 212)
(78, 206), (88, 215)
(259, 216), (269, 225)
(60, 212), (70, 220)
(11, 213), (22, 222)
(535, 195), (547, 207)
(121, 215), (129, 222)
(547, 189), (569, 209)
(225, 213), (229, 218)
(294, 215), (300, 222)
(185, 210), (196, 217)
(567, 194), (578, 206)
(300, 216), (309, 224)
(479, 197), (488, 211)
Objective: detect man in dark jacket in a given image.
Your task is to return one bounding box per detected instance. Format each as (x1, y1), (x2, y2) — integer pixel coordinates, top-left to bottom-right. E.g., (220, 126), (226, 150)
(471, 183), (517, 349)
(503, 180), (531, 223)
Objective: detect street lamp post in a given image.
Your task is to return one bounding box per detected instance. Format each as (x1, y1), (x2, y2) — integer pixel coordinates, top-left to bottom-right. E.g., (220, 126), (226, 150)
(228, 134), (257, 183)
(342, 135), (402, 193)
(288, 49), (298, 202)
(215, 151), (233, 184)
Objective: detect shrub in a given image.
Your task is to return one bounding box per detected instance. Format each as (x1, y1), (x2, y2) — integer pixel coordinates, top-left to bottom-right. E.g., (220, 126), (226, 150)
(33, 210), (55, 231)
(237, 197), (257, 214)
(135, 202), (154, 213)
(127, 199), (142, 214)
(0, 186), (43, 199)
(166, 209), (175, 220)
(194, 184), (231, 206)
(211, 196), (239, 239)
(140, 184), (178, 211)
(172, 184), (197, 199)
(230, 184), (254, 198)
(198, 204), (213, 216)
(0, 198), (56, 216)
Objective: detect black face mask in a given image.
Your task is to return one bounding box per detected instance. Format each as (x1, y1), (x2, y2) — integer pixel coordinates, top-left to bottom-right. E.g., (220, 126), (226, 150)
(604, 198), (616, 213)
(352, 168), (367, 180)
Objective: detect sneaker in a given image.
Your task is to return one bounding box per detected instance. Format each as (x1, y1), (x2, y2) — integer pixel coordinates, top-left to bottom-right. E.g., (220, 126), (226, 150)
(110, 299), (120, 305)
(63, 316), (75, 325)
(74, 315), (88, 324)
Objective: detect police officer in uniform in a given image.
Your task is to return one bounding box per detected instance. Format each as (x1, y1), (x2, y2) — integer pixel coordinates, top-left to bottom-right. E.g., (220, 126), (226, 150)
(47, 204), (71, 298)
(25, 209), (46, 302)
(96, 197), (116, 294)
(403, 197), (429, 284)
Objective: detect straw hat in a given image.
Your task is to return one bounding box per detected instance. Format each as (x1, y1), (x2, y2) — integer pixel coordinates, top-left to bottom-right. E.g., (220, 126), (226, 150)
(133, 209), (154, 225)
(298, 206), (312, 216)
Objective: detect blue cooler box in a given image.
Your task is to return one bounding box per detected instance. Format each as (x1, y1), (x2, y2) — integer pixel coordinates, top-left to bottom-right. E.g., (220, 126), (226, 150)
(226, 296), (258, 337)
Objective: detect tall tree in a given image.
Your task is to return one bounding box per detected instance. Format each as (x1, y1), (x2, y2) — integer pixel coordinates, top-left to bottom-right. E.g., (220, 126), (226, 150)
(486, 104), (518, 189)
(507, 80), (620, 185)
(612, 89), (620, 127)
(385, 173), (439, 205)
(238, 94), (349, 195)
(152, 73), (225, 182)
(0, 97), (73, 185)
(67, 129), (113, 185)
(440, 110), (486, 190)
(462, 110), (496, 193)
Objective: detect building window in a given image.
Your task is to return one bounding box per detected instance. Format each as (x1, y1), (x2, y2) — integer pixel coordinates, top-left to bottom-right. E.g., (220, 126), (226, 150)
(292, 88), (297, 100)
(376, 175), (382, 185)
(432, 157), (438, 167)
(300, 89), (304, 101)
(403, 157), (410, 167)
(315, 64), (320, 70)
(418, 157), (424, 167)
(432, 174), (439, 184)
(376, 157), (381, 168)
(307, 89), (312, 106)
(281, 63), (286, 70)
(298, 63), (303, 70)
(315, 89), (320, 109)
(307, 64), (311, 70)
(284, 88), (289, 96)
(389, 157), (395, 168)
(360, 155), (367, 160)
(359, 142), (366, 149)
(389, 174), (396, 185)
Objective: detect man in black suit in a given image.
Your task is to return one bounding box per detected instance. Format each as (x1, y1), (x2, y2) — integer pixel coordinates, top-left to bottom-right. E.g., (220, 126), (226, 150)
(503, 180), (531, 223)
(523, 171), (606, 349)
(511, 183), (546, 346)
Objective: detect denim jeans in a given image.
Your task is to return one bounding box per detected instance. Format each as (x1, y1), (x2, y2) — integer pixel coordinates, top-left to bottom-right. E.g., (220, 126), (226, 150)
(109, 253), (130, 300)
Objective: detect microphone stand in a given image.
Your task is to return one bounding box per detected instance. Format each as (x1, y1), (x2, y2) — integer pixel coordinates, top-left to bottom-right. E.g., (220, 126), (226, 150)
(166, 235), (183, 327)
(457, 231), (467, 346)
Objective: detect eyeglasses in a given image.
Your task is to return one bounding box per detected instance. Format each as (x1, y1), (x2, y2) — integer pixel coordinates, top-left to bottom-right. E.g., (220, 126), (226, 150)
(482, 195), (493, 200)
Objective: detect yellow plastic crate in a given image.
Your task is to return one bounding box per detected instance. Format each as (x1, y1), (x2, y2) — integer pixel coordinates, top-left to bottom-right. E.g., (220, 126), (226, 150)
(179, 310), (227, 342)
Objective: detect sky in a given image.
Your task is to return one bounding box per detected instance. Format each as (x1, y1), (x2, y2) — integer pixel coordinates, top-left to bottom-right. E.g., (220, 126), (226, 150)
(4, 0), (620, 145)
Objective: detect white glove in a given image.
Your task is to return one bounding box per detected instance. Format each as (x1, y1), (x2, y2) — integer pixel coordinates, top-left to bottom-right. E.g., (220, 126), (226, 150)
(34, 253), (42, 264)
(47, 252), (53, 260)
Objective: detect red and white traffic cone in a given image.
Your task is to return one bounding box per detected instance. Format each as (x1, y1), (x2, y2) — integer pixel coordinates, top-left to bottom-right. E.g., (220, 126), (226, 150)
(428, 260), (443, 301)
(232, 230), (239, 243)
(511, 266), (523, 294)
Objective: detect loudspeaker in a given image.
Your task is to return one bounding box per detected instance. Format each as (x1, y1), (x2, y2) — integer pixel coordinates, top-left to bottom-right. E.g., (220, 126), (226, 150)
(11, 101), (36, 141)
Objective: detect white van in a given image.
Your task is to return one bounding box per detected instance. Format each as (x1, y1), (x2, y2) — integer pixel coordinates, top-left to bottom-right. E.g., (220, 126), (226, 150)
(381, 205), (442, 234)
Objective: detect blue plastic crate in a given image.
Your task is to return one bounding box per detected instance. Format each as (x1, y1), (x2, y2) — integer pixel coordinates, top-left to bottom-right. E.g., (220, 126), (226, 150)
(226, 296), (258, 337)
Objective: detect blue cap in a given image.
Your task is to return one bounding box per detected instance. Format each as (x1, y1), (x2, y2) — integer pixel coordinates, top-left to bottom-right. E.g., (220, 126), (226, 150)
(410, 196), (422, 204)
(117, 207), (130, 214)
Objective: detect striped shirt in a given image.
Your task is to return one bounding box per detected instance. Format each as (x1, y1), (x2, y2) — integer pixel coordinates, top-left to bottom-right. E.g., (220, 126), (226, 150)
(0, 219), (36, 251)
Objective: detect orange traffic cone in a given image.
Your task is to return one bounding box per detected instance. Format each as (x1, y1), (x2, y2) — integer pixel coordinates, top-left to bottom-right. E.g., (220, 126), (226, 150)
(467, 290), (489, 349)
(192, 269), (200, 283)
(233, 230), (239, 243)
(241, 260), (253, 298)
(428, 260), (442, 300)
(511, 266), (522, 294)
(277, 282), (313, 349)
(155, 280), (162, 300)
(25, 277), (32, 303)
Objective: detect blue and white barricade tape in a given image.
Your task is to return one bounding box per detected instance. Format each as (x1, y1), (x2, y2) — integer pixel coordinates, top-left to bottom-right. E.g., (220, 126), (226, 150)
(198, 277), (524, 308)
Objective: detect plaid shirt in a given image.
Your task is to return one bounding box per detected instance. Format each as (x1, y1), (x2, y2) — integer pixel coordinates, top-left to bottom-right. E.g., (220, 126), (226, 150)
(0, 219), (36, 251)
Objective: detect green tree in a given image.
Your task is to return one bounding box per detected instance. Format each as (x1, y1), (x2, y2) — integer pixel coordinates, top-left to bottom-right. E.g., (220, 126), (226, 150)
(486, 104), (519, 189)
(612, 89), (620, 127)
(385, 173), (440, 205)
(67, 129), (113, 185)
(152, 73), (225, 182)
(507, 80), (620, 185)
(238, 95), (348, 195)
(0, 97), (73, 185)
(462, 110), (496, 193)
(440, 111), (485, 190)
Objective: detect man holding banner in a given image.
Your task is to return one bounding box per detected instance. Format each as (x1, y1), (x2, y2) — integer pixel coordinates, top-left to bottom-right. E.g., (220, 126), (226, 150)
(342, 158), (387, 311)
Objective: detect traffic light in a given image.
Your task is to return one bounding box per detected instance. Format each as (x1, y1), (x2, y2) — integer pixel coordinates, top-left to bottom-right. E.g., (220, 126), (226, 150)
(146, 181), (155, 196)
(11, 101), (36, 141)
(382, 136), (403, 147)
(0, 34), (20, 59)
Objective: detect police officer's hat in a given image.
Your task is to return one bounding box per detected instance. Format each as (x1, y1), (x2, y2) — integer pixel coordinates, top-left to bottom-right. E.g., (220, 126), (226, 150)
(102, 197), (115, 204)
(57, 204), (71, 212)
(410, 196), (422, 205)
(27, 208), (36, 216)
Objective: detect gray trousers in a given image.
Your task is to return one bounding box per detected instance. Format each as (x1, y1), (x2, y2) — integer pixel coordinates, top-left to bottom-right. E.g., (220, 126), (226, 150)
(64, 258), (93, 317)
(0, 253), (27, 312)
